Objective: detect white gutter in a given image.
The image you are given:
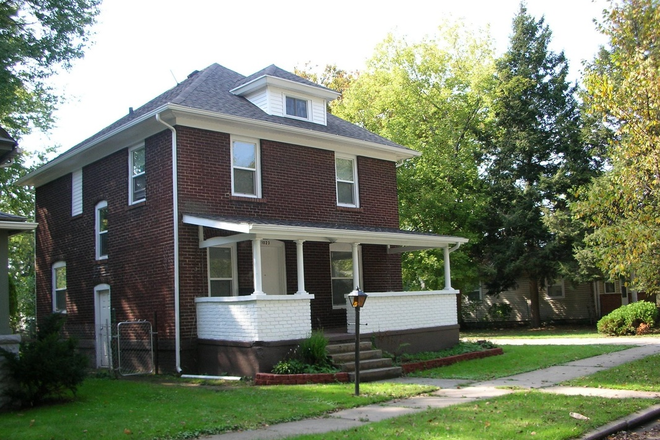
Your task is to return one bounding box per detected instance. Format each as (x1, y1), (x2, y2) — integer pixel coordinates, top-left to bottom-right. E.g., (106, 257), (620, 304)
(155, 113), (182, 374)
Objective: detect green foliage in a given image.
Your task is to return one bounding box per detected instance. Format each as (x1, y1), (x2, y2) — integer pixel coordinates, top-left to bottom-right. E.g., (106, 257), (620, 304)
(565, 352), (660, 392)
(0, 0), (101, 135)
(271, 331), (339, 374)
(0, 313), (88, 407)
(486, 302), (513, 322)
(333, 21), (495, 291)
(398, 340), (495, 363)
(596, 301), (658, 336)
(575, 0), (660, 294)
(475, 5), (601, 327)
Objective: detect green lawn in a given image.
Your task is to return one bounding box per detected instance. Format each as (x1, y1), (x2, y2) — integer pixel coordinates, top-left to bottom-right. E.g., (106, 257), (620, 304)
(287, 392), (659, 440)
(461, 324), (603, 339)
(0, 379), (435, 440)
(564, 352), (660, 392)
(407, 344), (632, 380)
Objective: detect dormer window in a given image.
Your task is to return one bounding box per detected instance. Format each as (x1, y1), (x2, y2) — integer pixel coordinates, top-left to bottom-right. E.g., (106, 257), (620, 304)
(286, 96), (308, 119)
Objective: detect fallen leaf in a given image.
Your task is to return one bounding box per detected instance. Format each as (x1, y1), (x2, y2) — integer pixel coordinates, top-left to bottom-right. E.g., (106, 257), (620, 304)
(570, 412), (590, 421)
(124, 428), (132, 435)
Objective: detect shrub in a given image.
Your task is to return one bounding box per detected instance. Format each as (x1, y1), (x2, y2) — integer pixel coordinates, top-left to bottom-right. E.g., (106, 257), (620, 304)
(597, 301), (658, 336)
(0, 313), (88, 407)
(271, 331), (339, 374)
(298, 330), (329, 366)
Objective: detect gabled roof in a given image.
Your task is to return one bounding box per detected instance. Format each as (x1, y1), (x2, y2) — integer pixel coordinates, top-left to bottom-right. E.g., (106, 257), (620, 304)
(20, 63), (419, 187)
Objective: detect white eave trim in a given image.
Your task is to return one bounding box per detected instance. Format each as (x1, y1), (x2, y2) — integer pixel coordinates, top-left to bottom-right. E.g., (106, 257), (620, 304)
(230, 75), (340, 101)
(183, 215), (467, 250)
(0, 220), (38, 234)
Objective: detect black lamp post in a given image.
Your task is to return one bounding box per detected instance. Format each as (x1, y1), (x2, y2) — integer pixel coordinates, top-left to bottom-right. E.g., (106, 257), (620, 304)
(348, 287), (367, 396)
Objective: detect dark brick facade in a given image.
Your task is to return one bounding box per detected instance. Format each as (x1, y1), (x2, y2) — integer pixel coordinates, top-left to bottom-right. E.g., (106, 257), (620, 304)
(34, 125), (404, 373)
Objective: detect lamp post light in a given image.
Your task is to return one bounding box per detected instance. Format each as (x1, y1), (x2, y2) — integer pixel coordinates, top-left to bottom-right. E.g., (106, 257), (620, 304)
(348, 287), (367, 396)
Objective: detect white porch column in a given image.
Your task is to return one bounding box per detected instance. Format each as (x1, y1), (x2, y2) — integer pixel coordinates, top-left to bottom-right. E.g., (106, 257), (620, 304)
(443, 246), (452, 290)
(295, 240), (308, 295)
(252, 239), (264, 295)
(352, 242), (360, 290)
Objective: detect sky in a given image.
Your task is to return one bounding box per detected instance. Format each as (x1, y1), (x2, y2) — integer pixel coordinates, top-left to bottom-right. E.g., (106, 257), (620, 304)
(22, 0), (610, 156)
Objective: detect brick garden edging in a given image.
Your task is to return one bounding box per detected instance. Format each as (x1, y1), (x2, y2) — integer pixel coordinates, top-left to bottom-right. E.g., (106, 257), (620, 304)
(255, 372), (350, 386)
(401, 347), (504, 374)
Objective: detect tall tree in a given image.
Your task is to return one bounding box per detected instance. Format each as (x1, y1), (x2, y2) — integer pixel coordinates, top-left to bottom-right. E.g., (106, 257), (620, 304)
(333, 22), (495, 291)
(0, 0), (101, 135)
(574, 0), (660, 294)
(476, 4), (597, 327)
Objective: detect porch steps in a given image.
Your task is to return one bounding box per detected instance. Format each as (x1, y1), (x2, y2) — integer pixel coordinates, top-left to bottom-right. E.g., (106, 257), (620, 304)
(327, 341), (402, 382)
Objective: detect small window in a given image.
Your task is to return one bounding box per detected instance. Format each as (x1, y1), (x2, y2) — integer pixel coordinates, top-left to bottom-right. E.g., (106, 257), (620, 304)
(231, 137), (261, 198)
(546, 279), (565, 298)
(330, 243), (362, 308)
(208, 246), (237, 296)
(96, 201), (108, 260)
(285, 96), (308, 119)
(129, 145), (146, 204)
(335, 155), (359, 207)
(605, 281), (617, 293)
(52, 262), (67, 313)
(465, 283), (483, 301)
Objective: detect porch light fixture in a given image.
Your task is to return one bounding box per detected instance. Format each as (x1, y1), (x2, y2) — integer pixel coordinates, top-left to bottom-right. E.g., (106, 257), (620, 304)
(348, 287), (367, 396)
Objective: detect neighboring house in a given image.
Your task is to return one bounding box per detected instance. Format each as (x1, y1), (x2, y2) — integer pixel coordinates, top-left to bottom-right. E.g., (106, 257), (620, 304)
(19, 63), (467, 376)
(461, 277), (649, 326)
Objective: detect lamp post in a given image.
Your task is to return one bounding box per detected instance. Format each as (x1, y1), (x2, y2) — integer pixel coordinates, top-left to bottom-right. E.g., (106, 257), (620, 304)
(348, 287), (367, 396)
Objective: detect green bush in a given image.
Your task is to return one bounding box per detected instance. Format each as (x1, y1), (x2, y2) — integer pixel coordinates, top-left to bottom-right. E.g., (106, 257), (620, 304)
(597, 301), (658, 336)
(0, 313), (89, 407)
(271, 330), (339, 374)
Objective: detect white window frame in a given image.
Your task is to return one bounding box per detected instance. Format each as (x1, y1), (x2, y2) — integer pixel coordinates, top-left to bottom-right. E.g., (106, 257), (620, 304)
(128, 143), (146, 205)
(546, 279), (565, 299)
(604, 281), (619, 293)
(465, 283), (483, 301)
(72, 169), (83, 216)
(330, 243), (362, 309)
(96, 200), (108, 260)
(335, 154), (359, 208)
(52, 261), (67, 313)
(230, 136), (261, 198)
(284, 94), (310, 120)
(207, 244), (238, 296)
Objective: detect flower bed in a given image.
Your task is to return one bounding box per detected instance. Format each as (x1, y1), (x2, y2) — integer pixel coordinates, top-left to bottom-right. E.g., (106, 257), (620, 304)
(401, 347), (503, 374)
(255, 372), (349, 386)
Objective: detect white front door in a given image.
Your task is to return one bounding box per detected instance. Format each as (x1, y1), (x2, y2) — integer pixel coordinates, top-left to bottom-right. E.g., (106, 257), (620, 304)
(261, 240), (286, 294)
(95, 286), (112, 368)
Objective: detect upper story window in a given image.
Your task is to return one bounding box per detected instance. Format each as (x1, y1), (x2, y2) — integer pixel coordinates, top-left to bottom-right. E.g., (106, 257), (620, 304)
(129, 144), (146, 204)
(96, 201), (108, 260)
(231, 137), (261, 198)
(52, 262), (67, 313)
(285, 96), (308, 119)
(208, 245), (237, 296)
(335, 155), (359, 207)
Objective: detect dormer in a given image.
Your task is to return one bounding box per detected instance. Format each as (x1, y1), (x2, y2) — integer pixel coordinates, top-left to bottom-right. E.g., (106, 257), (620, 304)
(230, 65), (340, 126)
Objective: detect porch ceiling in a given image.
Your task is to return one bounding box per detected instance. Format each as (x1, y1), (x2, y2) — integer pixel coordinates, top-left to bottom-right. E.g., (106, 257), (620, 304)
(182, 214), (468, 252)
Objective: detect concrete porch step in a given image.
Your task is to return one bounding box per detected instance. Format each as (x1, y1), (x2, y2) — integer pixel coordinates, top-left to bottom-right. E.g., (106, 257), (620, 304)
(329, 349), (384, 364)
(348, 366), (403, 382)
(340, 357), (394, 372)
(326, 341), (402, 383)
(326, 341), (372, 354)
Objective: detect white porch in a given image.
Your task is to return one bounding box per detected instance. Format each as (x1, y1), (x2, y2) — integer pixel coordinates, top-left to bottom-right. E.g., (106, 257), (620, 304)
(185, 215), (467, 343)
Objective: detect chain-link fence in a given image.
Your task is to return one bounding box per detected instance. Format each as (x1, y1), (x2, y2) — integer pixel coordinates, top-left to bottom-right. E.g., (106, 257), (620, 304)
(116, 320), (154, 376)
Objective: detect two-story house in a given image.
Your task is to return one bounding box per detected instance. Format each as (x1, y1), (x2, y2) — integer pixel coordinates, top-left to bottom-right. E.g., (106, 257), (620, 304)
(20, 63), (467, 377)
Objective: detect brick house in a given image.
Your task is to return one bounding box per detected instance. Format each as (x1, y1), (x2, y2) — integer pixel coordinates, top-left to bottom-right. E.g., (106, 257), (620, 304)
(20, 63), (467, 376)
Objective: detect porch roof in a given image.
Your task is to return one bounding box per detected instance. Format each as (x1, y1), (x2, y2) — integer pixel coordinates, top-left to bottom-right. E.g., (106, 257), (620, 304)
(182, 214), (468, 253)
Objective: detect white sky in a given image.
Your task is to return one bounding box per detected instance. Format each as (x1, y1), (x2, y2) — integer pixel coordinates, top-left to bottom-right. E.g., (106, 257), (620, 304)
(22, 0), (610, 156)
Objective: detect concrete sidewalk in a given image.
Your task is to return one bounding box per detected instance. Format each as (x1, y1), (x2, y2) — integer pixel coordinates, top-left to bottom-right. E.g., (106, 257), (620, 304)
(204, 339), (660, 440)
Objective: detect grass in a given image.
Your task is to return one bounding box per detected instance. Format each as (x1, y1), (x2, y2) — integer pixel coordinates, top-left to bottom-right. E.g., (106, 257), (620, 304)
(0, 378), (435, 440)
(286, 392), (660, 440)
(461, 324), (603, 339)
(407, 344), (633, 380)
(564, 352), (660, 392)
(396, 340), (496, 363)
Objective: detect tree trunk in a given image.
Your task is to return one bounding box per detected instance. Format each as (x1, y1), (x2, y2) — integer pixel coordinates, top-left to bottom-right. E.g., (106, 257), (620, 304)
(529, 278), (541, 328)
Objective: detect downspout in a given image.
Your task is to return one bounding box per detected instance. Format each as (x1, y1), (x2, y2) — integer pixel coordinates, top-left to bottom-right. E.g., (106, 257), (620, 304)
(156, 113), (182, 373)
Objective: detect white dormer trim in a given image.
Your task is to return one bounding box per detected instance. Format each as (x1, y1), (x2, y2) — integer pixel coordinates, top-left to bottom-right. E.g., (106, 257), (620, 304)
(231, 75), (340, 101)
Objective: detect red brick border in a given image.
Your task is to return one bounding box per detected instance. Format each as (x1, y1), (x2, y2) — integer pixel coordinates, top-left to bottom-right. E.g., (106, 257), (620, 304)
(401, 348), (504, 374)
(254, 372), (350, 386)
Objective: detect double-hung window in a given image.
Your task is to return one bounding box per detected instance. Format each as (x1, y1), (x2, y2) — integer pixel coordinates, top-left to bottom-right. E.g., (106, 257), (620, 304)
(546, 279), (565, 299)
(208, 246), (237, 296)
(96, 201), (108, 260)
(330, 243), (362, 308)
(52, 262), (67, 313)
(129, 144), (146, 204)
(285, 96), (308, 119)
(231, 137), (261, 198)
(335, 155), (359, 207)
